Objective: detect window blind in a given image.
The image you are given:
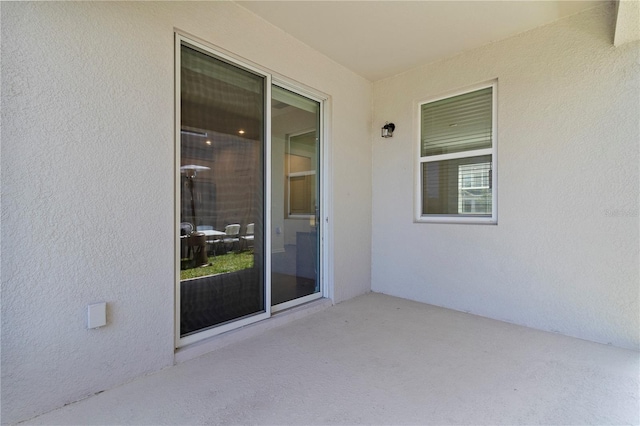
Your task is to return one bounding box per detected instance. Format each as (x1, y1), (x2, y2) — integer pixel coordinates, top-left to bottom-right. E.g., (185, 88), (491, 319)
(421, 87), (492, 157)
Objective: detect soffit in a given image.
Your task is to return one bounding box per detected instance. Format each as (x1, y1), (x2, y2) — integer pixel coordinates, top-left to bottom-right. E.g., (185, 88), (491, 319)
(236, 1), (606, 81)
(614, 0), (640, 46)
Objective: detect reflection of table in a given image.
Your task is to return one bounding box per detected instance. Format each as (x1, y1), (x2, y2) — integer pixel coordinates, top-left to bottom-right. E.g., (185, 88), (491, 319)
(200, 229), (225, 254)
(200, 229), (225, 238)
(179, 230), (224, 241)
(180, 230), (225, 266)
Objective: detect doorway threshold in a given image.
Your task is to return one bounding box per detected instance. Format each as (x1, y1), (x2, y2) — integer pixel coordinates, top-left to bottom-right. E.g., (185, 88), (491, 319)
(175, 297), (333, 364)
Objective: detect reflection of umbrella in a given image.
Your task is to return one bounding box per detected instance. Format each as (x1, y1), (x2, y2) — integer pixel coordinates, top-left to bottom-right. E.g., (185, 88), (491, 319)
(180, 165), (210, 232)
(180, 164), (210, 178)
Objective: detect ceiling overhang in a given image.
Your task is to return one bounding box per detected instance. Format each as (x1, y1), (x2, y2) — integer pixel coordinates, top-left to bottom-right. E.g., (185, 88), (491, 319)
(236, 1), (613, 81)
(614, 0), (640, 46)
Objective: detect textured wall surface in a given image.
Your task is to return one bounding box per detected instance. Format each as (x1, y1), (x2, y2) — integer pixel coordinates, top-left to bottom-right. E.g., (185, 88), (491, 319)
(372, 4), (639, 350)
(1, 2), (372, 423)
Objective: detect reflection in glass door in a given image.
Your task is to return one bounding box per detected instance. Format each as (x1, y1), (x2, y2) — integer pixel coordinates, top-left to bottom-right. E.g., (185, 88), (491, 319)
(177, 39), (269, 344)
(271, 86), (321, 310)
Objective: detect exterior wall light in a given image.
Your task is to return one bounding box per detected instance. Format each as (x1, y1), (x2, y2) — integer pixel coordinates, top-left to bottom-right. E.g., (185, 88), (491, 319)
(381, 122), (395, 138)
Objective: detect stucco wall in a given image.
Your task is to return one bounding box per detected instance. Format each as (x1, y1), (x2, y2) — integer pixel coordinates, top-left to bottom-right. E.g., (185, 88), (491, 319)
(1, 2), (372, 423)
(372, 4), (639, 350)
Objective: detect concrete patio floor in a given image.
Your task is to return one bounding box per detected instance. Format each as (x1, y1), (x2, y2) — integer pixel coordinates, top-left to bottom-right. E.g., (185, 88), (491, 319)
(23, 293), (639, 425)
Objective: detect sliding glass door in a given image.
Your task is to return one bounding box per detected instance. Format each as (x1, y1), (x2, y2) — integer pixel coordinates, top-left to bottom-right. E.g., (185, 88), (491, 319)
(176, 38), (270, 345)
(271, 86), (322, 311)
(176, 36), (324, 346)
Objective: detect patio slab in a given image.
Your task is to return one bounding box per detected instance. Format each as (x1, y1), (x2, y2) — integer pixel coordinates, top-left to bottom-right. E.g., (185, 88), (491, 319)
(23, 292), (639, 425)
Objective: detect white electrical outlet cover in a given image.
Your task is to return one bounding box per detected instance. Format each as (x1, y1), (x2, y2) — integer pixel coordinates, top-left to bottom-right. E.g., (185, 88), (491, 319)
(88, 302), (107, 329)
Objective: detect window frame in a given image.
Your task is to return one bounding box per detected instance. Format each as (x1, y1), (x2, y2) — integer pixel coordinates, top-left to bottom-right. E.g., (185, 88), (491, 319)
(286, 128), (318, 219)
(414, 80), (498, 224)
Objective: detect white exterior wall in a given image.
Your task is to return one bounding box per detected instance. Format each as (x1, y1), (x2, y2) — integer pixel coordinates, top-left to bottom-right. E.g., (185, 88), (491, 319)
(1, 2), (372, 423)
(372, 4), (639, 350)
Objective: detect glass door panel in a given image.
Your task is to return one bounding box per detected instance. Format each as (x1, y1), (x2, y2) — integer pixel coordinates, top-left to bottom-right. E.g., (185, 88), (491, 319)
(271, 86), (321, 308)
(179, 42), (266, 338)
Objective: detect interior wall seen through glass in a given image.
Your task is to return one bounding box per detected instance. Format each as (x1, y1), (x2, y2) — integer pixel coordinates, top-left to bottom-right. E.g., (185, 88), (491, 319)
(271, 86), (321, 306)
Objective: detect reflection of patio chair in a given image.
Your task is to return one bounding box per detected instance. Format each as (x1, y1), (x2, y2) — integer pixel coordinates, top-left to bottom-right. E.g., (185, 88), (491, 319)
(241, 223), (254, 251)
(180, 222), (194, 236)
(222, 224), (241, 253)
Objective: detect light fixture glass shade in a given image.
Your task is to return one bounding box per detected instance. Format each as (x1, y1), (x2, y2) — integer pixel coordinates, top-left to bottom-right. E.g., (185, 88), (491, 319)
(381, 122), (395, 138)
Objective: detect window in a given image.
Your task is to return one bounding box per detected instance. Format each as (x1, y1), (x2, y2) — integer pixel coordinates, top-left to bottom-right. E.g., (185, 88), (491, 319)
(287, 131), (317, 217)
(458, 162), (491, 214)
(416, 82), (497, 223)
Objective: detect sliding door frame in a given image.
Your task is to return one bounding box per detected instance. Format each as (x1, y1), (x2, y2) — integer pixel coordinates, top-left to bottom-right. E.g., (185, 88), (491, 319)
(175, 34), (272, 348)
(271, 81), (326, 313)
(174, 32), (332, 348)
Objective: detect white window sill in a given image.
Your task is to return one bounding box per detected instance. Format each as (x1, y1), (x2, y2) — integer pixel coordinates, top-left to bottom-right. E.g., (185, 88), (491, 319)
(415, 216), (497, 225)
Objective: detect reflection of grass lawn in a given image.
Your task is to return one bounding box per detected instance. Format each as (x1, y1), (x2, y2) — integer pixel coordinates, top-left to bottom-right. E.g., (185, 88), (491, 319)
(180, 251), (254, 281)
